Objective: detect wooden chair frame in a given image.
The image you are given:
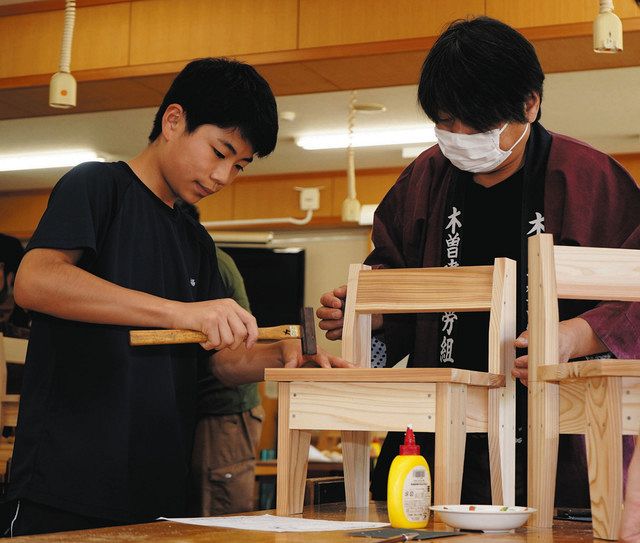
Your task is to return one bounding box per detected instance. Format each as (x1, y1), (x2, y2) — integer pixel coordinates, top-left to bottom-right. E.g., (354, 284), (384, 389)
(527, 233), (640, 540)
(265, 259), (516, 515)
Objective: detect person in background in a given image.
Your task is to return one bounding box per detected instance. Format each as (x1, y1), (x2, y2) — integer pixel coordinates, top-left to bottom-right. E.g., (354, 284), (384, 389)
(175, 199), (263, 515)
(8, 57), (348, 537)
(0, 233), (29, 339)
(317, 16), (640, 507)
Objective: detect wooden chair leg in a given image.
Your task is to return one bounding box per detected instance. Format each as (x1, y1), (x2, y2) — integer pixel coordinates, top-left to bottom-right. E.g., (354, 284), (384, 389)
(276, 383), (311, 515)
(341, 430), (370, 508)
(527, 381), (559, 528)
(435, 383), (466, 507)
(585, 376), (623, 541)
(488, 385), (515, 505)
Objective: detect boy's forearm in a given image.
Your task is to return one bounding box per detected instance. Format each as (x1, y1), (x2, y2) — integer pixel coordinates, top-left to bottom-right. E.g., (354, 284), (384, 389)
(15, 249), (180, 328)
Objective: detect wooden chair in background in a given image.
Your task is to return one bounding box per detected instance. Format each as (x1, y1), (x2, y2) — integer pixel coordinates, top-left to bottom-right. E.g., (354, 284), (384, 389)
(527, 233), (640, 540)
(265, 259), (516, 515)
(0, 334), (27, 483)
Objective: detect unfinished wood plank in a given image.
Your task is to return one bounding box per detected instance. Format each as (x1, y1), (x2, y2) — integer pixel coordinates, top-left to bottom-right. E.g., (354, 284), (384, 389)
(527, 234), (560, 528)
(289, 382), (437, 432)
(558, 380), (587, 434)
(342, 264), (372, 368)
(554, 245), (640, 301)
(265, 367), (504, 387)
(557, 378), (640, 435)
(276, 383), (311, 516)
(487, 258), (516, 505)
(341, 430), (370, 508)
(538, 360), (640, 381)
(434, 383), (466, 508)
(355, 267), (494, 314)
(288, 382), (490, 433)
(3, 337), (27, 364)
(585, 376), (623, 540)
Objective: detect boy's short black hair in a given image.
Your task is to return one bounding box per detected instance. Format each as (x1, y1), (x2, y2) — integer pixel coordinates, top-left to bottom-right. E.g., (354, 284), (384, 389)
(418, 16), (544, 131)
(149, 57), (278, 157)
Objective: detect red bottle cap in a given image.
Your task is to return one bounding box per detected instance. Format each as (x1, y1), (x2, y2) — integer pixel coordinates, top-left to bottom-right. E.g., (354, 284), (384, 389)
(399, 425), (420, 455)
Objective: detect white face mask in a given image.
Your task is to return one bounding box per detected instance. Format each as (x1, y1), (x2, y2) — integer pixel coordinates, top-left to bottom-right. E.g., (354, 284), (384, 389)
(434, 122), (529, 173)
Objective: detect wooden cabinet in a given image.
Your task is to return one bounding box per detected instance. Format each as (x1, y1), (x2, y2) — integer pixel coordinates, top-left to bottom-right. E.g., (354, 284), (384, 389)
(129, 0), (298, 66)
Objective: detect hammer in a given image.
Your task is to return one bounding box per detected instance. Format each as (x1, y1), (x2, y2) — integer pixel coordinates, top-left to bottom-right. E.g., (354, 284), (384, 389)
(129, 307), (317, 355)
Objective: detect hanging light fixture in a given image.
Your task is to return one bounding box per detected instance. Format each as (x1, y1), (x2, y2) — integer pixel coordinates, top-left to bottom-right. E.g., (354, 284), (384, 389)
(49, 0), (77, 108)
(342, 92), (361, 222)
(593, 0), (623, 53)
(340, 92), (386, 222)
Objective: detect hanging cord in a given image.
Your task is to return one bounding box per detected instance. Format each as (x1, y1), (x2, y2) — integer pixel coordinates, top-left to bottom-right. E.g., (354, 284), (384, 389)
(346, 90), (357, 201)
(599, 0), (614, 13)
(58, 0), (76, 73)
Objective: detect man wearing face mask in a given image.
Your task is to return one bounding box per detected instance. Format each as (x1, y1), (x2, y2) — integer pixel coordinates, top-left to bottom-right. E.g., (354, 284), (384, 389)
(317, 16), (640, 506)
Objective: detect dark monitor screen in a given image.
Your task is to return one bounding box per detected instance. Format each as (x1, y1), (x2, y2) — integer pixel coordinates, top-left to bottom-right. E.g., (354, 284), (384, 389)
(219, 246), (305, 327)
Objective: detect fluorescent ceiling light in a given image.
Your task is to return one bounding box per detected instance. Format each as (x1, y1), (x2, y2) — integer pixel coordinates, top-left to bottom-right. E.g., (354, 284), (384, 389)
(0, 150), (105, 172)
(296, 126), (436, 150)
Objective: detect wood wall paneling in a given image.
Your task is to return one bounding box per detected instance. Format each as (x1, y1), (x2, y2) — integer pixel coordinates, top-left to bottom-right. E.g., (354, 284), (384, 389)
(304, 50), (428, 91)
(0, 78), (167, 120)
(0, 154), (638, 238)
(298, 0), (485, 48)
(533, 27), (640, 74)
(486, 0), (640, 29)
(0, 3), (130, 79)
(72, 3), (131, 71)
(256, 64), (340, 96)
(0, 10), (65, 78)
(232, 176), (334, 220)
(129, 0), (298, 66)
(613, 153), (640, 184)
(195, 183), (235, 222)
(0, 192), (50, 237)
(331, 169), (402, 216)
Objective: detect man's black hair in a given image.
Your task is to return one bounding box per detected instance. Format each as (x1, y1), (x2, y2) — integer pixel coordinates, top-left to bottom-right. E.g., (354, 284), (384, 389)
(149, 57), (278, 157)
(418, 16), (544, 131)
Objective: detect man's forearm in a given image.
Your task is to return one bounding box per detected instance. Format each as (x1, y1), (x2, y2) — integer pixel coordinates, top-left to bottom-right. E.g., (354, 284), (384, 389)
(561, 317), (608, 360)
(211, 343), (283, 386)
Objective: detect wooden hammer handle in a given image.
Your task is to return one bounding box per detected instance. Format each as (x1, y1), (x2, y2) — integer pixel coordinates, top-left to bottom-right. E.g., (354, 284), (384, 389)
(129, 326), (300, 346)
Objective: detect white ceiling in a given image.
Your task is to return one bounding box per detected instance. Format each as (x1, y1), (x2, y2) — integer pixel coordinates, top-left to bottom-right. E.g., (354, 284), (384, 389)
(0, 66), (639, 191)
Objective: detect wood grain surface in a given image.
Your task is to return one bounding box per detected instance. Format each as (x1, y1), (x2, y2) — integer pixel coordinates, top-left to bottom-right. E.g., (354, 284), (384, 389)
(8, 501), (601, 542)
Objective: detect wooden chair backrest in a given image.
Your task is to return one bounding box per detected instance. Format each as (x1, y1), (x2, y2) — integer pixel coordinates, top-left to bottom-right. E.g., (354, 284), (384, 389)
(528, 234), (640, 371)
(341, 260), (516, 377)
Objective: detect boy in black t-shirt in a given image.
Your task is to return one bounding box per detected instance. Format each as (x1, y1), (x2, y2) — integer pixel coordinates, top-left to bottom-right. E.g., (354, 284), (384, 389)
(8, 58), (349, 536)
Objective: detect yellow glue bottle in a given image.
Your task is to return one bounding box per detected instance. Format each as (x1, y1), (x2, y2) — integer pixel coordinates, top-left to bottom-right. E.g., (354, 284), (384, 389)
(387, 424), (431, 529)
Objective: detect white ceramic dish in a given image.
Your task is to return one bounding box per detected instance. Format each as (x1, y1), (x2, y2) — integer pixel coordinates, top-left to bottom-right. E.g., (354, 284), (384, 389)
(430, 505), (537, 533)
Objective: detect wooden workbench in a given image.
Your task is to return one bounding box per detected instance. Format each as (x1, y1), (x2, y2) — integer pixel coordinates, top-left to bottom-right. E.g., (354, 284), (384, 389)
(9, 502), (601, 542)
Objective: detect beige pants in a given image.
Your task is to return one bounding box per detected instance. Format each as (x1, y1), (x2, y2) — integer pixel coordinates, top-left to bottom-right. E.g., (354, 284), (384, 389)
(189, 406), (264, 516)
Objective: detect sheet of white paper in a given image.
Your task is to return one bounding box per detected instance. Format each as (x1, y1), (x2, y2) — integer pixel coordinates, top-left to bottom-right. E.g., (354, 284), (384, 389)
(159, 514), (389, 532)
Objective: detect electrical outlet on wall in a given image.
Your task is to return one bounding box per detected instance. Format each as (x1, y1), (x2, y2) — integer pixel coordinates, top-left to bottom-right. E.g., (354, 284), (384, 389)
(295, 186), (322, 211)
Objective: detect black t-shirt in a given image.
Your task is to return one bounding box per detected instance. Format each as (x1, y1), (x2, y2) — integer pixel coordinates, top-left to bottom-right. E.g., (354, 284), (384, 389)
(9, 161), (224, 522)
(449, 168), (523, 371)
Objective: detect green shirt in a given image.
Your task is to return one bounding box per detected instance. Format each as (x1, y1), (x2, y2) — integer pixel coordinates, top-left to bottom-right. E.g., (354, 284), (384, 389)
(196, 248), (260, 416)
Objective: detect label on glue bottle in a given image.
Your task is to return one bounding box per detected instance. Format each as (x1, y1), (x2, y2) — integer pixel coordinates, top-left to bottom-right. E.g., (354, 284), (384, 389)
(402, 465), (430, 521)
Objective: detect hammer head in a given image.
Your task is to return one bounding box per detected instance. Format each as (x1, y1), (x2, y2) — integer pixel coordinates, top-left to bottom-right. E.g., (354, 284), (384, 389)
(300, 306), (317, 355)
